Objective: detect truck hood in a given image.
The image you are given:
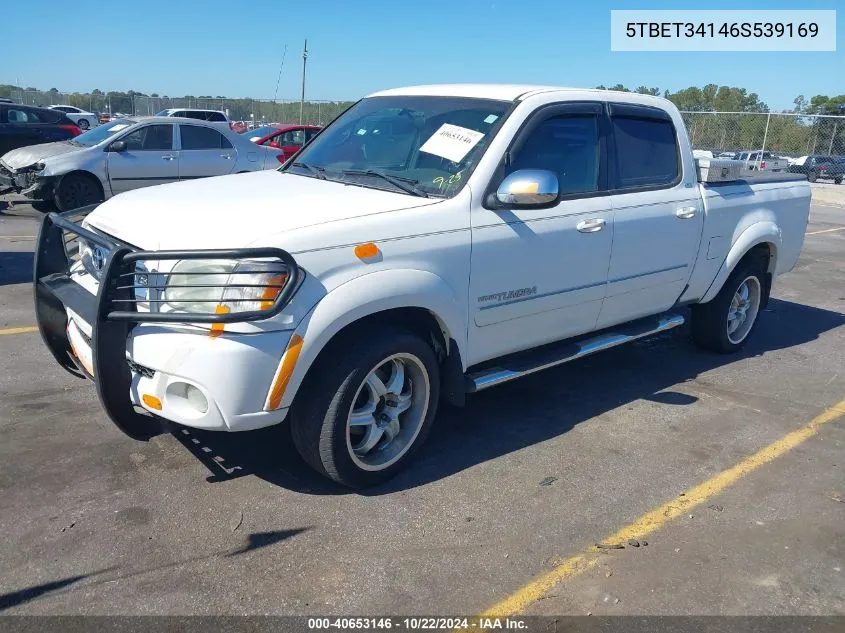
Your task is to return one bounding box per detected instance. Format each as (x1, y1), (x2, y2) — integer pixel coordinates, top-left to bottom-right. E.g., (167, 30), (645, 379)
(1, 141), (82, 171)
(86, 170), (441, 250)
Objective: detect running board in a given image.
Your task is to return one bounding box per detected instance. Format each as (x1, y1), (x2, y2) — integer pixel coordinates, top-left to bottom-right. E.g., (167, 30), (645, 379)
(466, 314), (685, 392)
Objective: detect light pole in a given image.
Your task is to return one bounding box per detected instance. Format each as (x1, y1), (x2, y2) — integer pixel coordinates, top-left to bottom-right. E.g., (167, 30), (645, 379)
(300, 39), (308, 125)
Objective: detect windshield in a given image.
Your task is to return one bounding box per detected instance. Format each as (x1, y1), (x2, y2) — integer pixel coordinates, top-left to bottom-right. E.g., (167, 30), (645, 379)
(246, 126), (280, 141)
(72, 119), (137, 146)
(284, 95), (511, 197)
(155, 110), (172, 116)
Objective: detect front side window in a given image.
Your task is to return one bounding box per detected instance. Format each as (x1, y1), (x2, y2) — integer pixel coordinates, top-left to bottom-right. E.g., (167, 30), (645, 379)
(508, 115), (600, 196)
(612, 116), (679, 189)
(180, 124), (231, 150)
(287, 95), (512, 197)
(120, 124), (173, 151)
(208, 112), (227, 122)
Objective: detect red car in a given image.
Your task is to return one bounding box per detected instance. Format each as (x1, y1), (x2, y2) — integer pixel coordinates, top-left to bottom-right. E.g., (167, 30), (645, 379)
(245, 124), (321, 161)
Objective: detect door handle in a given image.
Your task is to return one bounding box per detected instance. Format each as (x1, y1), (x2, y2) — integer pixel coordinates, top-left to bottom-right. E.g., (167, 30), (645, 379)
(675, 206), (696, 219)
(161, 154), (176, 161)
(576, 218), (606, 233)
(220, 154), (232, 159)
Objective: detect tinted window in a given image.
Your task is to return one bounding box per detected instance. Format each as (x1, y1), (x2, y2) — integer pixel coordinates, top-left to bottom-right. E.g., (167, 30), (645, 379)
(509, 115), (600, 195)
(120, 125), (173, 151)
(7, 108), (43, 123)
(306, 129), (320, 142)
(612, 116), (679, 188)
(180, 125), (231, 150)
(207, 112), (227, 122)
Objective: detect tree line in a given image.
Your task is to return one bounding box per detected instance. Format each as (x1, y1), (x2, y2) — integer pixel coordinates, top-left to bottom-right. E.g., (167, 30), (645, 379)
(597, 84), (844, 155)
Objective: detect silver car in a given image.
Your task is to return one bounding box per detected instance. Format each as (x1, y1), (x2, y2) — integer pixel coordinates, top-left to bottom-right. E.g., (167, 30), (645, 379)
(0, 117), (284, 210)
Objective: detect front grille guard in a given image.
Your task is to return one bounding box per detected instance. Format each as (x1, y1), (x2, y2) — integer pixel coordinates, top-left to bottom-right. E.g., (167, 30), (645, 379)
(41, 209), (300, 324)
(34, 207), (301, 440)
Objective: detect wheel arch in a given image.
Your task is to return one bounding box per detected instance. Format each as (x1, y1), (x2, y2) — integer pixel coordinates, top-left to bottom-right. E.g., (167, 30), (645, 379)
(268, 269), (468, 412)
(56, 169), (105, 195)
(700, 221), (780, 304)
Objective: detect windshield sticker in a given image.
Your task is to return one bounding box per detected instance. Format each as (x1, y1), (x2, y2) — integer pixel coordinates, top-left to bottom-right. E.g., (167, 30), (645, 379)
(420, 124), (485, 163)
(108, 124), (129, 132)
(484, 114), (499, 124)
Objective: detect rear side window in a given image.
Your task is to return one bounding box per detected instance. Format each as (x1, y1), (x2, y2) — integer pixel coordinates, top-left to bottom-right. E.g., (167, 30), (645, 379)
(180, 125), (232, 150)
(207, 112), (227, 122)
(7, 108), (43, 123)
(612, 115), (680, 189)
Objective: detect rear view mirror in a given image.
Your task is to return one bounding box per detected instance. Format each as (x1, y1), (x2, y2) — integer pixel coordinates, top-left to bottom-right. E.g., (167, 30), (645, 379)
(109, 140), (127, 152)
(268, 141), (281, 149)
(494, 169), (559, 208)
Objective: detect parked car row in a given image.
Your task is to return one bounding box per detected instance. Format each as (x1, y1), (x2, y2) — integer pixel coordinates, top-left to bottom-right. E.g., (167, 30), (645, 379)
(787, 154), (844, 183)
(0, 115), (286, 210)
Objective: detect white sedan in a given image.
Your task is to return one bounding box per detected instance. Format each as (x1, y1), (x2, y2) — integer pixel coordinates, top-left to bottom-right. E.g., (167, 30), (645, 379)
(48, 105), (99, 130)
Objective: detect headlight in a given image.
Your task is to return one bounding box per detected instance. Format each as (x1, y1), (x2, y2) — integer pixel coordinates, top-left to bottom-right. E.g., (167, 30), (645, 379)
(162, 259), (290, 315)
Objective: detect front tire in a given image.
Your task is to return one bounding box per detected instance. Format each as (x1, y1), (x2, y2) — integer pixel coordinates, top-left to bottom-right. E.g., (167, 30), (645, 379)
(54, 172), (103, 211)
(291, 327), (440, 488)
(691, 259), (766, 354)
(808, 170), (818, 183)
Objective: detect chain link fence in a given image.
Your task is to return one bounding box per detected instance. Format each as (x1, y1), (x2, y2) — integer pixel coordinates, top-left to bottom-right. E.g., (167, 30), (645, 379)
(681, 111), (845, 159)
(7, 90), (353, 126)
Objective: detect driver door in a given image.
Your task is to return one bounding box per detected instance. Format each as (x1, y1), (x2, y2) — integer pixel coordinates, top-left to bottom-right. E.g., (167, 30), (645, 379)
(468, 102), (613, 363)
(107, 123), (178, 194)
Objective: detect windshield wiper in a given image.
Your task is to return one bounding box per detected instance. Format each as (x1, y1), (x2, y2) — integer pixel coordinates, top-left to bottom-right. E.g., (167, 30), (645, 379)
(291, 161), (327, 180)
(340, 169), (429, 198)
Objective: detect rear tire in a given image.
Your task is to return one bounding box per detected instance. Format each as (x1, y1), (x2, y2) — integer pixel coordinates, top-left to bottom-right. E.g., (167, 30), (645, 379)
(691, 257), (767, 354)
(54, 172), (103, 211)
(77, 118), (90, 130)
(835, 177), (843, 185)
(290, 327), (440, 488)
(808, 170), (818, 183)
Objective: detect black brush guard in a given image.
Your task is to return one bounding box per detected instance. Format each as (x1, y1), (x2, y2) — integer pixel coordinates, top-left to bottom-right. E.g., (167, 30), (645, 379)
(34, 207), (299, 440)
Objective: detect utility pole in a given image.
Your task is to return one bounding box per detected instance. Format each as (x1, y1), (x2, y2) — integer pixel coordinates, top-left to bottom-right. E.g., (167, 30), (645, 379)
(299, 39), (308, 125)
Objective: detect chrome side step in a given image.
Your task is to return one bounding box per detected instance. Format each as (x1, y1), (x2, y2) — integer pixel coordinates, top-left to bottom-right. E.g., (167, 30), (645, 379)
(466, 314), (685, 392)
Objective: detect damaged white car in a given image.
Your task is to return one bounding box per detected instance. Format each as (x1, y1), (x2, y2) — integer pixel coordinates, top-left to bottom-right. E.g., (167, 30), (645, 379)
(0, 117), (284, 210)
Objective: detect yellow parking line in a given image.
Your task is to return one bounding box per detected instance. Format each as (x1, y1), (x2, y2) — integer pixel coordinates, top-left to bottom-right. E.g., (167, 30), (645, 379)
(0, 326), (39, 335)
(0, 235), (36, 239)
(806, 226), (845, 236)
(480, 398), (845, 618)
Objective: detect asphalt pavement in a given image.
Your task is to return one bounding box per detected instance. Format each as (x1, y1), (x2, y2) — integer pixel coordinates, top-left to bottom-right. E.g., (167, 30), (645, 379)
(0, 193), (843, 616)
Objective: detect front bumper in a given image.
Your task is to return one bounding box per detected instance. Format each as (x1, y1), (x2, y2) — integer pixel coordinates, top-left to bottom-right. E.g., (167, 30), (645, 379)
(34, 209), (300, 437)
(0, 165), (54, 199)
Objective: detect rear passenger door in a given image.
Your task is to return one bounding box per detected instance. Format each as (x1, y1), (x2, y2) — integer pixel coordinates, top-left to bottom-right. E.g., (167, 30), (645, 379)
(177, 124), (237, 179)
(596, 103), (702, 329)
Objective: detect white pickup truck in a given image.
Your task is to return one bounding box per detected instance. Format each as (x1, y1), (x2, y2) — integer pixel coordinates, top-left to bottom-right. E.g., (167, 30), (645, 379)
(34, 85), (811, 488)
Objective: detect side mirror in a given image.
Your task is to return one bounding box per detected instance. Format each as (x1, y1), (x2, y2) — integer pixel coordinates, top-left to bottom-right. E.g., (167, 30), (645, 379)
(494, 169), (559, 208)
(109, 140), (127, 152)
(268, 141), (281, 149)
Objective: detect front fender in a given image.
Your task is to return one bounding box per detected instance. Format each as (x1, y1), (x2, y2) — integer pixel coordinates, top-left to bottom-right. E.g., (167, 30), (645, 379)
(269, 268), (467, 411)
(699, 221), (781, 304)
